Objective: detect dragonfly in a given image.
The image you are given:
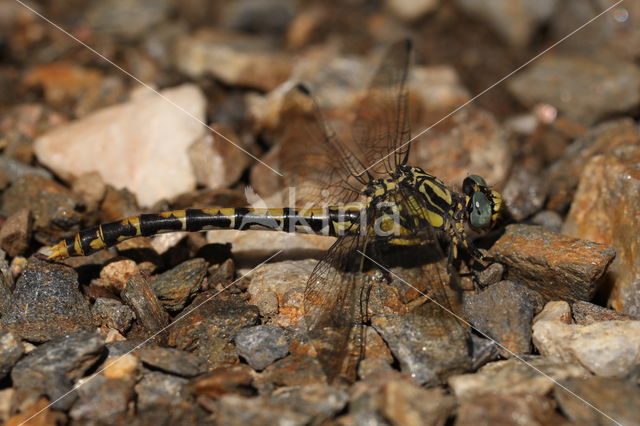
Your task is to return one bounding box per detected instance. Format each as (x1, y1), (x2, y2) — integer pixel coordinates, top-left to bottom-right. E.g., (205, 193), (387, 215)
(41, 40), (502, 382)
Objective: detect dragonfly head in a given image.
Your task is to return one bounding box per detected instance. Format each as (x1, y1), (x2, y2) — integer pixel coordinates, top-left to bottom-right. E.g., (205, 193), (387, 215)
(462, 175), (502, 232)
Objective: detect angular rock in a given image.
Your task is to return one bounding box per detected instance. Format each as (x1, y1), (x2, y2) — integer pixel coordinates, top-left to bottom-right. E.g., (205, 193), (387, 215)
(500, 167), (546, 221)
(533, 300), (572, 324)
(0, 330), (24, 379)
(470, 335), (500, 370)
(84, 0), (172, 39)
(449, 358), (589, 401)
(150, 258), (208, 311)
(490, 224), (615, 302)
(140, 346), (205, 377)
(190, 364), (256, 399)
(547, 118), (639, 210)
(234, 325), (289, 371)
(34, 84), (206, 207)
(0, 174), (82, 240)
(99, 259), (138, 292)
(508, 56), (640, 125)
(554, 377), (640, 426)
(221, 0), (296, 34)
(69, 375), (134, 422)
(216, 395), (311, 425)
(167, 291), (259, 368)
(563, 145), (640, 316)
(11, 330), (105, 410)
(6, 398), (62, 426)
(372, 303), (471, 386)
(273, 386), (348, 421)
(102, 353), (140, 380)
(262, 355), (325, 387)
(188, 126), (250, 191)
(121, 272), (169, 332)
(0, 156), (51, 183)
(247, 259), (317, 326)
(463, 281), (543, 356)
(380, 380), (455, 426)
(0, 208), (31, 257)
(135, 371), (192, 411)
(456, 0), (558, 47)
(92, 297), (134, 333)
(1, 258), (94, 342)
(175, 30), (291, 92)
(456, 393), (564, 425)
(532, 318), (640, 377)
(408, 108), (510, 194)
(571, 300), (637, 326)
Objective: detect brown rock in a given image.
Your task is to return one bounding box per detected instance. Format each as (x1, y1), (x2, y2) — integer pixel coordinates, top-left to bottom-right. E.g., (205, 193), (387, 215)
(381, 380), (455, 426)
(491, 224), (615, 303)
(0, 208), (31, 257)
(174, 29), (292, 92)
(0, 174), (82, 241)
(563, 145), (640, 316)
(6, 397), (62, 426)
(456, 393), (565, 426)
(571, 301), (637, 326)
(547, 118), (640, 210)
(190, 364), (256, 399)
(121, 272), (169, 332)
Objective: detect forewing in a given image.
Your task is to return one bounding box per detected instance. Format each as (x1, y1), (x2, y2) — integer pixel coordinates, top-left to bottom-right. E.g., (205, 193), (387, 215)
(350, 39), (412, 177)
(303, 233), (367, 382)
(277, 85), (367, 207)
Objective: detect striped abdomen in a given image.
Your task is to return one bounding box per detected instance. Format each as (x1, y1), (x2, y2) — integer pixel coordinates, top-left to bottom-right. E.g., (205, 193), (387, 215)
(43, 206), (362, 260)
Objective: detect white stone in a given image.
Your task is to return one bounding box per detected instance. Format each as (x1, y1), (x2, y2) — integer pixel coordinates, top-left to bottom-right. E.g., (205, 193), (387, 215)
(34, 84), (206, 207)
(533, 319), (640, 377)
(386, 0), (440, 21)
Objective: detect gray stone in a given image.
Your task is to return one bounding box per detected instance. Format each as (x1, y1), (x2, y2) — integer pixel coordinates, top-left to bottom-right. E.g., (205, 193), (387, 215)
(508, 56), (640, 125)
(11, 330), (105, 410)
(372, 303), (471, 386)
(140, 346), (205, 378)
(269, 384), (349, 423)
(69, 375), (134, 422)
(572, 300), (637, 325)
(150, 258), (207, 311)
(85, 0), (172, 39)
(464, 281), (543, 356)
(92, 297), (134, 333)
(235, 325), (289, 371)
(1, 258), (94, 342)
(135, 371), (192, 411)
(215, 394), (310, 426)
(0, 330), (24, 379)
(121, 272), (169, 332)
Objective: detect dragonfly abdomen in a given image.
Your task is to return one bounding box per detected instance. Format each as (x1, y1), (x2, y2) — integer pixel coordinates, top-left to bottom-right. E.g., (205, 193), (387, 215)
(42, 206), (363, 260)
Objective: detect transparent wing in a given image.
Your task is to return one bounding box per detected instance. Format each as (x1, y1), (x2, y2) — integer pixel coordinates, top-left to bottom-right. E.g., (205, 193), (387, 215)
(350, 39), (412, 177)
(303, 232), (368, 382)
(277, 85), (368, 207)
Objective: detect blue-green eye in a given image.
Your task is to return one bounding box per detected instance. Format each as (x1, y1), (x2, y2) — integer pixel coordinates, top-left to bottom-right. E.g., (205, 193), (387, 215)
(470, 192), (492, 229)
(463, 175), (487, 196)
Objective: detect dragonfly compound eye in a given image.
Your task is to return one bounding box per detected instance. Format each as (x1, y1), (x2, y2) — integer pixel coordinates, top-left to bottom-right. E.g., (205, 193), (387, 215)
(462, 174), (487, 196)
(469, 191), (492, 230)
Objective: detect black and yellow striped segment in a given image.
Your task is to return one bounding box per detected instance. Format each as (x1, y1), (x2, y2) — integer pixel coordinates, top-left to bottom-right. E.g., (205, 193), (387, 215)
(44, 207), (362, 260)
